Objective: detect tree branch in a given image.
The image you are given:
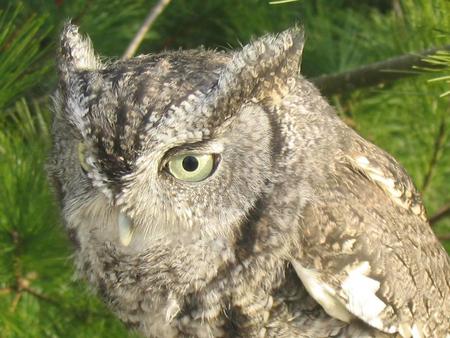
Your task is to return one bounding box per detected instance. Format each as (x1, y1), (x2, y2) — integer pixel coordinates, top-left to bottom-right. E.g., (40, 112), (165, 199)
(430, 202), (450, 226)
(0, 287), (12, 295)
(311, 45), (450, 96)
(122, 0), (172, 59)
(438, 233), (450, 241)
(422, 116), (446, 194)
(23, 286), (63, 308)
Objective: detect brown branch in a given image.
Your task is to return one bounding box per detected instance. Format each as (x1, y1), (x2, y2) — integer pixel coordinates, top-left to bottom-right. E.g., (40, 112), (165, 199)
(438, 233), (450, 241)
(6, 282), (112, 319)
(122, 0), (172, 59)
(311, 45), (450, 97)
(0, 287), (12, 295)
(422, 116), (446, 194)
(430, 202), (450, 226)
(10, 291), (21, 312)
(23, 286), (62, 308)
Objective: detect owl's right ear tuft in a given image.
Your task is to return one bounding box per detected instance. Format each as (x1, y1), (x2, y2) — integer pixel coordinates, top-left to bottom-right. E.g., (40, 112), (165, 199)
(58, 22), (102, 81)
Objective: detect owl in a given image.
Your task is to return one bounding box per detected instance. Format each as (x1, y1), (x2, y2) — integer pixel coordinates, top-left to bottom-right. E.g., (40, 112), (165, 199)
(48, 23), (450, 338)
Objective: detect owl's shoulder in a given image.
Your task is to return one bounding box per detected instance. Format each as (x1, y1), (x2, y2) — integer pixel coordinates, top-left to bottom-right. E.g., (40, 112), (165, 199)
(294, 131), (450, 337)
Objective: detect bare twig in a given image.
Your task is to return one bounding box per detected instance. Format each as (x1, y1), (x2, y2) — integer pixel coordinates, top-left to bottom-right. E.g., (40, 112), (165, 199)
(10, 292), (21, 312)
(430, 202), (450, 226)
(311, 45), (450, 97)
(122, 0), (172, 59)
(438, 233), (450, 241)
(422, 116), (446, 194)
(269, 0), (299, 4)
(23, 286), (62, 308)
(0, 287), (12, 295)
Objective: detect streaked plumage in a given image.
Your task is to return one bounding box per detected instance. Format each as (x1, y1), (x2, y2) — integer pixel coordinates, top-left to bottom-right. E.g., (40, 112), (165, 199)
(48, 24), (450, 338)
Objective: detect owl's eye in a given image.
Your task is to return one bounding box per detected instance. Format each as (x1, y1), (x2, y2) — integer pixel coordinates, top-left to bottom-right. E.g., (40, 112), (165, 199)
(78, 142), (91, 173)
(167, 154), (215, 182)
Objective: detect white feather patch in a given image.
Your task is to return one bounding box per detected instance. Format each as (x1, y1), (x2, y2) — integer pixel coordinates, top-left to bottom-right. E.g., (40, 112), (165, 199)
(341, 262), (387, 330)
(292, 260), (353, 323)
(410, 324), (423, 338)
(399, 323), (412, 338)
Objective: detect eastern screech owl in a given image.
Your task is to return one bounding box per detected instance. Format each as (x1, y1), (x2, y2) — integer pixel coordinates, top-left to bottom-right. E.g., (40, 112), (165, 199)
(48, 24), (450, 338)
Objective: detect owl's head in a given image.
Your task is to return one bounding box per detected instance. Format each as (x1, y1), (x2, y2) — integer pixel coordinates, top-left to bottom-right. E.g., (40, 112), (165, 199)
(50, 24), (304, 251)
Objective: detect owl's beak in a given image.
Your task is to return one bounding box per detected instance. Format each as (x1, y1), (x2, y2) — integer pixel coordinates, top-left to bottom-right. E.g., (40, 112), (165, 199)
(118, 212), (133, 246)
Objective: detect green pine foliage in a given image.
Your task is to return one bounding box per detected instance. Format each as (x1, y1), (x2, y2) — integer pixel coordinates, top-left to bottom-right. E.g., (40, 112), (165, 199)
(0, 0), (449, 336)
(423, 50), (450, 97)
(0, 5), (51, 111)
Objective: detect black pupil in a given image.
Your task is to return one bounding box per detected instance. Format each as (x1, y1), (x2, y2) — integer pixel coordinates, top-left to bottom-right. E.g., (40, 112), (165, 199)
(182, 156), (199, 172)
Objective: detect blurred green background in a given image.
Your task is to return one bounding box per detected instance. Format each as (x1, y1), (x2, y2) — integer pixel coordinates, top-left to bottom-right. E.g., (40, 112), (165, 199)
(0, 0), (449, 337)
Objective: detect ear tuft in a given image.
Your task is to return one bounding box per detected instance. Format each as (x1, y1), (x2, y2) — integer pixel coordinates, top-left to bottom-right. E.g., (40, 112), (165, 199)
(240, 26), (304, 73)
(260, 26), (305, 69)
(217, 26), (305, 94)
(209, 26), (304, 122)
(58, 22), (102, 78)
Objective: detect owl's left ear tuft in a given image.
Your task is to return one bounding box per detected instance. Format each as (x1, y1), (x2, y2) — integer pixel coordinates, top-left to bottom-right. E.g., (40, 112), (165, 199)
(58, 22), (102, 80)
(208, 26), (304, 120)
(217, 26), (305, 101)
(272, 26), (305, 72)
(242, 25), (304, 73)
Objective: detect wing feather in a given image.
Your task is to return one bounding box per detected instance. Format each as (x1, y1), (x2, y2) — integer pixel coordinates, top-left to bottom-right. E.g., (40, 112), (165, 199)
(292, 136), (450, 338)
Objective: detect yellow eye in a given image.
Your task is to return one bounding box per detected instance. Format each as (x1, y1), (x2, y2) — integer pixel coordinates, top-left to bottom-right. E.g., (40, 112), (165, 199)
(78, 142), (91, 173)
(167, 154), (215, 182)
